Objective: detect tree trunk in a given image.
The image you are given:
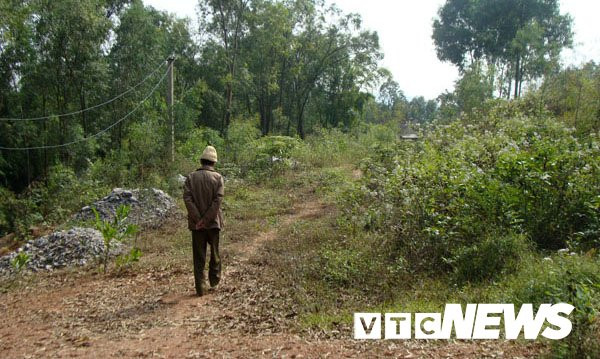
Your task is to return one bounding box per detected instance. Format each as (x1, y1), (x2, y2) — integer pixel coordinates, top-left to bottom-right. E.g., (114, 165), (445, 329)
(42, 95), (48, 182)
(296, 91), (311, 139)
(514, 55), (521, 99)
(80, 88), (87, 135)
(574, 79), (583, 126)
(296, 111), (304, 139)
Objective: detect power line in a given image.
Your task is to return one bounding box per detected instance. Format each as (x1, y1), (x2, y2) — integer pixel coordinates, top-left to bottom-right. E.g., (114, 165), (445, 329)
(0, 59), (167, 122)
(0, 66), (169, 151)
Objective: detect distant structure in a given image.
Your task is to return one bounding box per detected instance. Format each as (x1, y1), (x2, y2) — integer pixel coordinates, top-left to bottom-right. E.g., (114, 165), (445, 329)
(399, 120), (419, 140)
(401, 133), (419, 140)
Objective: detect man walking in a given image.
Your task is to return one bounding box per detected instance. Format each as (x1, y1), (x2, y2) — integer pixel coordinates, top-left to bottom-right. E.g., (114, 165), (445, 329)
(183, 145), (224, 296)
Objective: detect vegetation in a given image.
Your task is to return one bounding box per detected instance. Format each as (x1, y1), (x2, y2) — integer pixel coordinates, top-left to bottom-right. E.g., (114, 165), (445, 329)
(92, 204), (138, 273)
(10, 252), (30, 274)
(0, 0), (599, 357)
(433, 0), (573, 99)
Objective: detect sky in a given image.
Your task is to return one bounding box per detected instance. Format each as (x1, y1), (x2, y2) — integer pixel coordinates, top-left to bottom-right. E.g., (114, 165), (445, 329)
(144, 0), (600, 100)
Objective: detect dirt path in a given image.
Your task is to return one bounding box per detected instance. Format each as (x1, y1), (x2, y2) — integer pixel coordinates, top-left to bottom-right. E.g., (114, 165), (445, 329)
(0, 196), (542, 358)
(0, 199), (340, 358)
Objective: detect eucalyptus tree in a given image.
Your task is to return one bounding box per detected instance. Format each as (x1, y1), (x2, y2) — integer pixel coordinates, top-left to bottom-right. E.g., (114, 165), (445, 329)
(539, 62), (600, 134)
(432, 0), (572, 98)
(198, 0), (250, 133)
(242, 0), (292, 135)
(283, 1), (382, 137)
(1, 0), (121, 189)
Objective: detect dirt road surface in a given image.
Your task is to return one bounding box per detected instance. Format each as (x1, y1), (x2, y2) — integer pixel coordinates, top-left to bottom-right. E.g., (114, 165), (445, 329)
(0, 195), (543, 358)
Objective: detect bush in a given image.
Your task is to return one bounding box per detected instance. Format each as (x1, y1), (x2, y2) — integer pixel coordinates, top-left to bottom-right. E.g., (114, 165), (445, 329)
(89, 150), (131, 187)
(0, 187), (38, 238)
(499, 253), (600, 357)
(321, 247), (363, 287)
(296, 127), (365, 168)
(1, 164), (109, 239)
(341, 103), (600, 279)
(93, 204), (138, 273)
(450, 232), (531, 283)
(225, 118), (261, 165)
(179, 127), (225, 164)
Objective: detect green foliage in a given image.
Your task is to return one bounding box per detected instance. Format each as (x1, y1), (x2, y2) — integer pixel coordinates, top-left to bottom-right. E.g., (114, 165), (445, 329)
(433, 0), (572, 98)
(538, 62), (600, 135)
(0, 187), (39, 239)
(454, 62), (494, 115)
(128, 115), (165, 180)
(179, 127), (225, 164)
(10, 252), (30, 273)
(41, 164), (107, 223)
(0, 164), (109, 239)
(115, 247), (142, 270)
(321, 247), (363, 287)
(499, 253), (600, 357)
(92, 204), (139, 273)
(449, 232), (530, 283)
(294, 127), (370, 169)
(225, 119), (261, 165)
(243, 135), (301, 179)
(343, 105), (600, 281)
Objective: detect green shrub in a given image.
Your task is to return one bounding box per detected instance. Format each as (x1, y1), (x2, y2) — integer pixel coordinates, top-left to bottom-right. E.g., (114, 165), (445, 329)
(449, 232), (531, 283)
(115, 247), (142, 270)
(10, 252), (30, 273)
(0, 187), (36, 238)
(225, 118), (261, 165)
(89, 150), (131, 187)
(321, 247), (363, 287)
(499, 253), (600, 358)
(179, 126), (225, 164)
(341, 108), (600, 278)
(243, 135), (301, 179)
(92, 204), (139, 273)
(297, 127), (365, 168)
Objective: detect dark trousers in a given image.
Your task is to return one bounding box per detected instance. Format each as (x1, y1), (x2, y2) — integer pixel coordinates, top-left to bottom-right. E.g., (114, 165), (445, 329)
(191, 229), (221, 295)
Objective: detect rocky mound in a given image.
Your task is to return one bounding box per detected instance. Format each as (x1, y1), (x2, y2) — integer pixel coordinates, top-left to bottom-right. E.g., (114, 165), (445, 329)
(0, 188), (176, 276)
(75, 188), (176, 229)
(0, 227), (122, 276)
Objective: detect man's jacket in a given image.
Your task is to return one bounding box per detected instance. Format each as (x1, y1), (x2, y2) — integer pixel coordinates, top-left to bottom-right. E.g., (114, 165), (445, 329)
(183, 165), (224, 231)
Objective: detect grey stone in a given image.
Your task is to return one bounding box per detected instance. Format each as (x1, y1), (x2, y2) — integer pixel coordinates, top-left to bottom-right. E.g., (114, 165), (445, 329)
(0, 227), (123, 276)
(74, 188), (176, 229)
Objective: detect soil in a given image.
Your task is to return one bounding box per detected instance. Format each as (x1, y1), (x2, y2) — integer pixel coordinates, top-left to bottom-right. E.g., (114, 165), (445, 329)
(0, 197), (544, 358)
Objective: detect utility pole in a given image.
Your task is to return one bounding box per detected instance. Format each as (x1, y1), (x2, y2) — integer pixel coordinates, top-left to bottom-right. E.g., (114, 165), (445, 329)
(167, 56), (175, 163)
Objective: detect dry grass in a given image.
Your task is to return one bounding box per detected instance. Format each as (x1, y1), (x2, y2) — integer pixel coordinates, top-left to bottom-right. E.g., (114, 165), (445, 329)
(0, 166), (547, 358)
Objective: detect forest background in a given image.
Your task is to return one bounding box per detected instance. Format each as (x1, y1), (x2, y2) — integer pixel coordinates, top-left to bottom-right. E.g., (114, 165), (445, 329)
(1, 0), (600, 356)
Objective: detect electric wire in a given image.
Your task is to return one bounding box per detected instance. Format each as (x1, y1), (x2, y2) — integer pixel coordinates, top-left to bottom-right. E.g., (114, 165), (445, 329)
(0, 66), (169, 151)
(0, 59), (167, 122)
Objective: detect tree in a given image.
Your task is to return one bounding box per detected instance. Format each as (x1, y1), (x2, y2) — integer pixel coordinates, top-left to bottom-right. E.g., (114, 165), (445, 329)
(242, 0), (291, 135)
(198, 0), (249, 134)
(454, 61), (494, 114)
(432, 0), (573, 98)
(539, 62), (600, 134)
(282, 3), (381, 137)
(1, 0), (119, 190)
(406, 96), (437, 123)
(196, 0), (382, 138)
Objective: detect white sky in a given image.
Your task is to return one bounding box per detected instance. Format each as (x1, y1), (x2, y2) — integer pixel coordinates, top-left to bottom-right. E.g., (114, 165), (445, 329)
(144, 0), (600, 100)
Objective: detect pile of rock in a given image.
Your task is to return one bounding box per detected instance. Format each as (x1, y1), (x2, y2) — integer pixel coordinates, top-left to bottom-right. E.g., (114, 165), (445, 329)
(75, 188), (176, 229)
(0, 188), (177, 276)
(0, 227), (122, 276)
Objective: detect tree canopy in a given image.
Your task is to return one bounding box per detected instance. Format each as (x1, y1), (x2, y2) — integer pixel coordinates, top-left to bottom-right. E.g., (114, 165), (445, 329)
(432, 0), (573, 98)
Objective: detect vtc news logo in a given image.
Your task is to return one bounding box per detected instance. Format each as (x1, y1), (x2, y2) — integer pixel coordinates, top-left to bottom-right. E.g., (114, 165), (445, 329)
(354, 303), (574, 340)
